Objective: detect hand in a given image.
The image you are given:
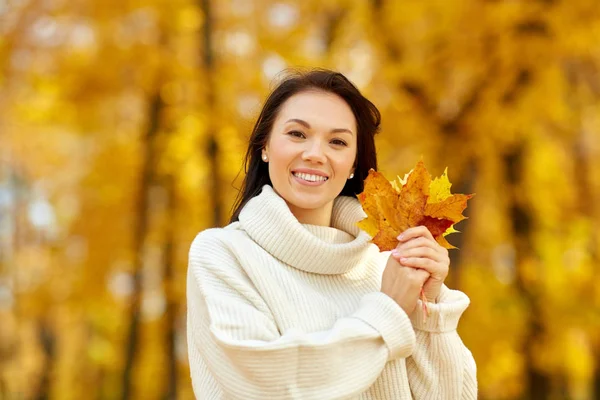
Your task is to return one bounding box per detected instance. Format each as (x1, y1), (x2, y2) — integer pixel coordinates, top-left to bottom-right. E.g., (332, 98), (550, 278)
(381, 255), (430, 315)
(391, 226), (450, 302)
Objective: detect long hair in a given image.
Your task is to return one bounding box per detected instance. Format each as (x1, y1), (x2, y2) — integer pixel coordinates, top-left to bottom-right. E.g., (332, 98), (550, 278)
(229, 68), (381, 223)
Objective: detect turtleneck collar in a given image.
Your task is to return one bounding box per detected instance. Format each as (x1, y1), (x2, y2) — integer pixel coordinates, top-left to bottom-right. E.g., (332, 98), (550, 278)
(238, 185), (373, 275)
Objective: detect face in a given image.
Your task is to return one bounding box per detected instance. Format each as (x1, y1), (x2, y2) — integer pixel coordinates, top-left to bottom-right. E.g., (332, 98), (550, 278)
(262, 90), (357, 221)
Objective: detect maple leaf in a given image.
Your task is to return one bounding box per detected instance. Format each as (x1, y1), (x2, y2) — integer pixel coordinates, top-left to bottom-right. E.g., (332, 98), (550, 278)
(356, 160), (474, 251)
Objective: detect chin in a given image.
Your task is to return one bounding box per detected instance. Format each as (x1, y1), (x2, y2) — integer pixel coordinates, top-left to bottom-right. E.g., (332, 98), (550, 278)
(273, 178), (342, 212)
(289, 197), (328, 211)
(287, 188), (338, 210)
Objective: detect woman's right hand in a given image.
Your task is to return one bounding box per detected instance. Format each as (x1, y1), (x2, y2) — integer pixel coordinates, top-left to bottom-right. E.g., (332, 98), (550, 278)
(381, 253), (430, 315)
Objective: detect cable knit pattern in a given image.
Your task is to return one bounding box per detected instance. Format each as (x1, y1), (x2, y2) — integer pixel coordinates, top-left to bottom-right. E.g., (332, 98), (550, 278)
(187, 184), (477, 399)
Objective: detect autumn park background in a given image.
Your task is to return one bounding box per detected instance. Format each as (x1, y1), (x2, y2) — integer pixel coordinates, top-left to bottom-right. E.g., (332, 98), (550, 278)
(1, 0), (600, 399)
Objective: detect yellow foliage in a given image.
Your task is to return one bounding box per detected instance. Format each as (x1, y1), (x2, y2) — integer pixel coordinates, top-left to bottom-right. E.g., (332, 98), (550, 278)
(1, 0), (600, 399)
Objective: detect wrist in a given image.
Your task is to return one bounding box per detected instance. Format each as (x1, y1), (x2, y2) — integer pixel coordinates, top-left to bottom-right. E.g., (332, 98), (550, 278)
(426, 295), (439, 304)
(424, 294), (438, 303)
(423, 285), (441, 303)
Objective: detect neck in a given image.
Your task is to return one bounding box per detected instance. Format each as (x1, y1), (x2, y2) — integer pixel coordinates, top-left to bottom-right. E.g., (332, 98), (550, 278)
(287, 200), (334, 226)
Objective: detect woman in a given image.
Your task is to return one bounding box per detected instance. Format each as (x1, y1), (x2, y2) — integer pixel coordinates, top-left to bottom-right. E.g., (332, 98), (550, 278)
(187, 69), (477, 399)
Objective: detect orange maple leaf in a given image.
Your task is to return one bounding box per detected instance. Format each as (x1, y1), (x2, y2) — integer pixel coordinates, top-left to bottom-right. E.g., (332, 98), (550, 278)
(357, 160), (474, 251)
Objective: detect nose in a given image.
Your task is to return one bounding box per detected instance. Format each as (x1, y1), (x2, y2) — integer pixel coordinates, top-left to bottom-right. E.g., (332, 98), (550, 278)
(302, 138), (326, 164)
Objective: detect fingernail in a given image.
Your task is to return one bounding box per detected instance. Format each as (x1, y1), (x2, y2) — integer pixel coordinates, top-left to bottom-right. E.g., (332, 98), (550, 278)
(400, 257), (408, 262)
(391, 249), (399, 256)
(397, 234), (405, 240)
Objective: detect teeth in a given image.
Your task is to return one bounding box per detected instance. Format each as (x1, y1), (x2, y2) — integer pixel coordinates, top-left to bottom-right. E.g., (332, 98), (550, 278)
(293, 172), (328, 182)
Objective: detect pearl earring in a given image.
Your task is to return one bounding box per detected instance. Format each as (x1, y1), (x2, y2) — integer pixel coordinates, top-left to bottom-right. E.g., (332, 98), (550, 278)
(262, 154), (268, 161)
(349, 173), (354, 179)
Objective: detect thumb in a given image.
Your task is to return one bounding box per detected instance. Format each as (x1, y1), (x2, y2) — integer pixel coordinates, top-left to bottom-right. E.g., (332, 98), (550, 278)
(413, 268), (430, 283)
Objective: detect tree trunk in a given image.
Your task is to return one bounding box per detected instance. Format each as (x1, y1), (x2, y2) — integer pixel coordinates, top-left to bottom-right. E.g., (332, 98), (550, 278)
(121, 91), (162, 400)
(503, 144), (551, 400)
(573, 128), (599, 400)
(35, 319), (55, 400)
(162, 175), (178, 400)
(200, 0), (221, 227)
(595, 365), (600, 400)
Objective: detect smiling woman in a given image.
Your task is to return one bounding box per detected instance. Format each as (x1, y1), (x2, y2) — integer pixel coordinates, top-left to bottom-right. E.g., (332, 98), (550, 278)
(186, 69), (477, 400)
(228, 69), (380, 225)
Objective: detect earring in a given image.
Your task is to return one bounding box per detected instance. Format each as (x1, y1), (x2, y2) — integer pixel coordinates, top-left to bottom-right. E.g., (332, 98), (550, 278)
(349, 173), (354, 179)
(262, 154), (268, 161)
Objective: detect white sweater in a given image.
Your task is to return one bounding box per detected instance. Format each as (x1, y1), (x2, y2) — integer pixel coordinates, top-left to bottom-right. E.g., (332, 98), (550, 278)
(187, 185), (477, 399)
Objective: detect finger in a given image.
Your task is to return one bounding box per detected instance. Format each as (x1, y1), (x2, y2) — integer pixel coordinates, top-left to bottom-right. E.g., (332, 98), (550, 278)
(393, 246), (442, 262)
(412, 267), (430, 280)
(410, 267), (431, 285)
(396, 237), (439, 252)
(397, 264), (430, 282)
(398, 256), (438, 273)
(397, 225), (435, 243)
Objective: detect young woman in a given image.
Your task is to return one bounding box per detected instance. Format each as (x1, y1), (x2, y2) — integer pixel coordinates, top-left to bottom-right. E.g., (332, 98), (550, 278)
(186, 69), (477, 399)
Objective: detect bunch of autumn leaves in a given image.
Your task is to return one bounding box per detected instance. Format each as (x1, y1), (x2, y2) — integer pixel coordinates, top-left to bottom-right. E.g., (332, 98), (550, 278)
(356, 161), (474, 316)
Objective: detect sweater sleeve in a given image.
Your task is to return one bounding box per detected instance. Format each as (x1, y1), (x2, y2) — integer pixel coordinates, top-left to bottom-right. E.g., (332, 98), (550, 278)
(405, 284), (478, 399)
(186, 233), (416, 400)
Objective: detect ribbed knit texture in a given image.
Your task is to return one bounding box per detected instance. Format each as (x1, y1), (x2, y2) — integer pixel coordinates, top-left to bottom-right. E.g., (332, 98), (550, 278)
(187, 184), (477, 399)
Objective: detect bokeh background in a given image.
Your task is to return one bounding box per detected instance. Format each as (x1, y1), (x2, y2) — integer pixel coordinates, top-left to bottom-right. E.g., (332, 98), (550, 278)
(1, 0), (600, 399)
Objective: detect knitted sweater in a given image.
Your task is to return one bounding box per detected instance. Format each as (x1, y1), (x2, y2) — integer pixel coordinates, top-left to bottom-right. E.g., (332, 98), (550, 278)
(187, 185), (477, 399)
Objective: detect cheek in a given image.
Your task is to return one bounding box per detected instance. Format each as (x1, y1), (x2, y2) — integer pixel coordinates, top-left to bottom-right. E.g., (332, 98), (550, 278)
(269, 142), (297, 169)
(331, 151), (356, 175)
(267, 139), (297, 180)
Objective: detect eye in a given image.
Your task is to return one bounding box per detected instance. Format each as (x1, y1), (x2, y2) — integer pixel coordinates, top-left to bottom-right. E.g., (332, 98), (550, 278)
(331, 139), (348, 146)
(287, 130), (305, 138)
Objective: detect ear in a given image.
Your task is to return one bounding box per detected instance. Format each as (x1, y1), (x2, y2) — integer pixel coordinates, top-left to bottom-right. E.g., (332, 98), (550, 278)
(261, 146), (270, 162)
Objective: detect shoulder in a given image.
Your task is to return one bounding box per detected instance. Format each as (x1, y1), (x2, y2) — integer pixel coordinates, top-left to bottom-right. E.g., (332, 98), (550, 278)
(188, 221), (255, 268)
(190, 222), (246, 255)
(188, 223), (262, 293)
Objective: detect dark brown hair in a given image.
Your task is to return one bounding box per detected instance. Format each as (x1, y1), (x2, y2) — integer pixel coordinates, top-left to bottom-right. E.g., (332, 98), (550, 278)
(229, 68), (381, 223)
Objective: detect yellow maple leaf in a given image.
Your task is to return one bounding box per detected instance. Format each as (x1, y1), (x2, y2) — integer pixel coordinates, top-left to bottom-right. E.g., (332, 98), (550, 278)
(428, 167), (452, 203)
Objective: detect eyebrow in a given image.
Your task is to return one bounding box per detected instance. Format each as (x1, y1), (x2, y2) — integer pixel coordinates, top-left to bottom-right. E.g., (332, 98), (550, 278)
(285, 118), (354, 135)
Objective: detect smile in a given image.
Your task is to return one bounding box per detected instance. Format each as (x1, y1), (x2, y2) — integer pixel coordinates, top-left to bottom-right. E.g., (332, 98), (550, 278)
(292, 171), (329, 184)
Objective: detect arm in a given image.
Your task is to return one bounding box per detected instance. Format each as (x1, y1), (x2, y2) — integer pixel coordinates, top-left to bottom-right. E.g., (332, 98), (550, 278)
(406, 285), (478, 399)
(186, 233), (416, 400)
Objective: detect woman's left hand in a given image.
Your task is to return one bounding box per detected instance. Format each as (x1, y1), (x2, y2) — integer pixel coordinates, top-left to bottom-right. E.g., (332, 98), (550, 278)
(390, 226), (450, 303)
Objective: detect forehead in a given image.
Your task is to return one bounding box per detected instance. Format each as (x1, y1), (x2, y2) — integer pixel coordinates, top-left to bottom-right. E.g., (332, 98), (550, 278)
(276, 91), (356, 129)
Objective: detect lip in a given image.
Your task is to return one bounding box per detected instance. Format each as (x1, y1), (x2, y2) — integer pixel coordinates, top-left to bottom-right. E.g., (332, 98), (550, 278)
(291, 168), (330, 178)
(291, 171), (328, 186)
